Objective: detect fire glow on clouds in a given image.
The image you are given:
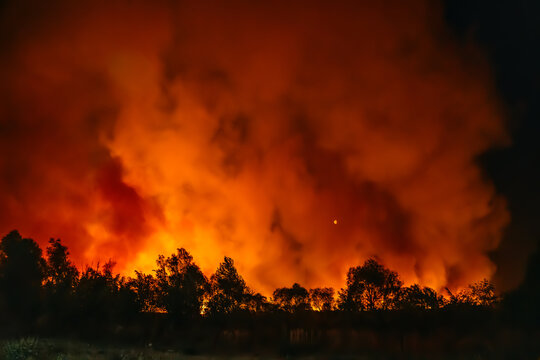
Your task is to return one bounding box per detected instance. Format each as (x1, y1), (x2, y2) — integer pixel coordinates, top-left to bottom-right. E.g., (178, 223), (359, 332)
(0, 0), (509, 294)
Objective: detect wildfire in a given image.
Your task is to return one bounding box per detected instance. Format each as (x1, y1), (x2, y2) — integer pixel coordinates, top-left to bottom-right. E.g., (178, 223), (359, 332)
(0, 0), (509, 295)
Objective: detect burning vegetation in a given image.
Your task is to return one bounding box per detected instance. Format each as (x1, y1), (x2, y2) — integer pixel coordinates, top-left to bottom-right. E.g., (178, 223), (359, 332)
(0, 0), (509, 296)
(0, 230), (539, 357)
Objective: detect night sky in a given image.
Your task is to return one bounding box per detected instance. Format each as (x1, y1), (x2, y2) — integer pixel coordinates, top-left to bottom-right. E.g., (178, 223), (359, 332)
(0, 0), (538, 294)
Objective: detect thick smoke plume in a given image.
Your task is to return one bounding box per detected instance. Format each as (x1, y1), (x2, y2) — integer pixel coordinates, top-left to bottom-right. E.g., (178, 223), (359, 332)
(0, 0), (509, 293)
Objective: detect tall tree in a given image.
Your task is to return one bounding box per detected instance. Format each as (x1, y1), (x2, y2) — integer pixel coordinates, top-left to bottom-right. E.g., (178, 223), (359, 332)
(309, 287), (335, 311)
(76, 261), (122, 322)
(0, 230), (46, 321)
(448, 279), (497, 307)
(155, 248), (208, 319)
(44, 238), (79, 319)
(207, 256), (251, 314)
(244, 292), (269, 312)
(397, 285), (443, 310)
(273, 283), (310, 312)
(45, 239), (79, 290)
(467, 279), (497, 306)
(338, 258), (402, 311)
(127, 271), (159, 312)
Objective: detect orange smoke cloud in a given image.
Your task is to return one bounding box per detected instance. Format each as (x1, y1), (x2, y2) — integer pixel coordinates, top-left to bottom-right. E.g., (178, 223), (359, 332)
(0, 0), (509, 293)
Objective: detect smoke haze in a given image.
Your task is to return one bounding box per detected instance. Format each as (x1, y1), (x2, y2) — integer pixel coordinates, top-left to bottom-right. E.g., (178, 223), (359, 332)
(0, 0), (509, 293)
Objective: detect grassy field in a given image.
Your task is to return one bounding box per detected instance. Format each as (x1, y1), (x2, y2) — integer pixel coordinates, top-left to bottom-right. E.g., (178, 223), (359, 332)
(1, 338), (355, 360)
(1, 335), (538, 360)
(0, 338), (239, 360)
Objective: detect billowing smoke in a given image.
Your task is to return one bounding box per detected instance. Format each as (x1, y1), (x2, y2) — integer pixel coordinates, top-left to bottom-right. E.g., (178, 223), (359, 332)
(0, 0), (509, 293)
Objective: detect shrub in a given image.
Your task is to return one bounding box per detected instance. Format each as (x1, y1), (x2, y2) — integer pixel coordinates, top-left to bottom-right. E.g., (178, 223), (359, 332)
(3, 337), (40, 360)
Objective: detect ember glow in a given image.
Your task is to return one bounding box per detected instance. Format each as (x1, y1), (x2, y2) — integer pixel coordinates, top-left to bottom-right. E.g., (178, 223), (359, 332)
(0, 1), (509, 294)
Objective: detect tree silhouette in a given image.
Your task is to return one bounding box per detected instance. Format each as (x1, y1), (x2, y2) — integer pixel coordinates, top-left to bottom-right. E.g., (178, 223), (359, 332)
(0, 230), (46, 322)
(338, 258), (402, 311)
(244, 292), (269, 312)
(207, 256), (251, 314)
(397, 284), (443, 310)
(155, 248), (208, 319)
(467, 279), (497, 306)
(0, 228), (518, 351)
(45, 238), (79, 289)
(76, 261), (123, 324)
(309, 287), (335, 311)
(127, 271), (159, 312)
(446, 279), (497, 307)
(44, 238), (79, 320)
(115, 275), (140, 321)
(272, 283), (310, 312)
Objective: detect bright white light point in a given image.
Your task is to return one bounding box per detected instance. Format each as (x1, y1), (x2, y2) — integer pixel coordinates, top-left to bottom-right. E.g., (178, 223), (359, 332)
(333, 219), (338, 225)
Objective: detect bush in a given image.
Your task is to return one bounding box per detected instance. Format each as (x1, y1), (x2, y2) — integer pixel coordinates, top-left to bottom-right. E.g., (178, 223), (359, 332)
(3, 337), (40, 360)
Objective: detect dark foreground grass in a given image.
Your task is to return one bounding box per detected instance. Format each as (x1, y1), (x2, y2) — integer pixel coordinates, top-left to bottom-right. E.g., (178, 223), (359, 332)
(1, 338), (265, 360)
(1, 335), (539, 360)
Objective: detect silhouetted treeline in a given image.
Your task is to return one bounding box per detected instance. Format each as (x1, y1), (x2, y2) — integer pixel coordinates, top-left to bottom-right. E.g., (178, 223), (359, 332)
(0, 230), (538, 357)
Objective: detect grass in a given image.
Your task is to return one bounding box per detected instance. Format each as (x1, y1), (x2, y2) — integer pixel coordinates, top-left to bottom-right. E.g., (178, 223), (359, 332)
(0, 338), (220, 360)
(1, 338), (334, 360)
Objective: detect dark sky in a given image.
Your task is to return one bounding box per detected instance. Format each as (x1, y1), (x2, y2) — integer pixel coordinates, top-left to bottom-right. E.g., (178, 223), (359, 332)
(445, 0), (540, 290)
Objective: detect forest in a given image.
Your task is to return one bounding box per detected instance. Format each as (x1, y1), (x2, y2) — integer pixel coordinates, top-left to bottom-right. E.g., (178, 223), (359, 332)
(0, 230), (538, 358)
